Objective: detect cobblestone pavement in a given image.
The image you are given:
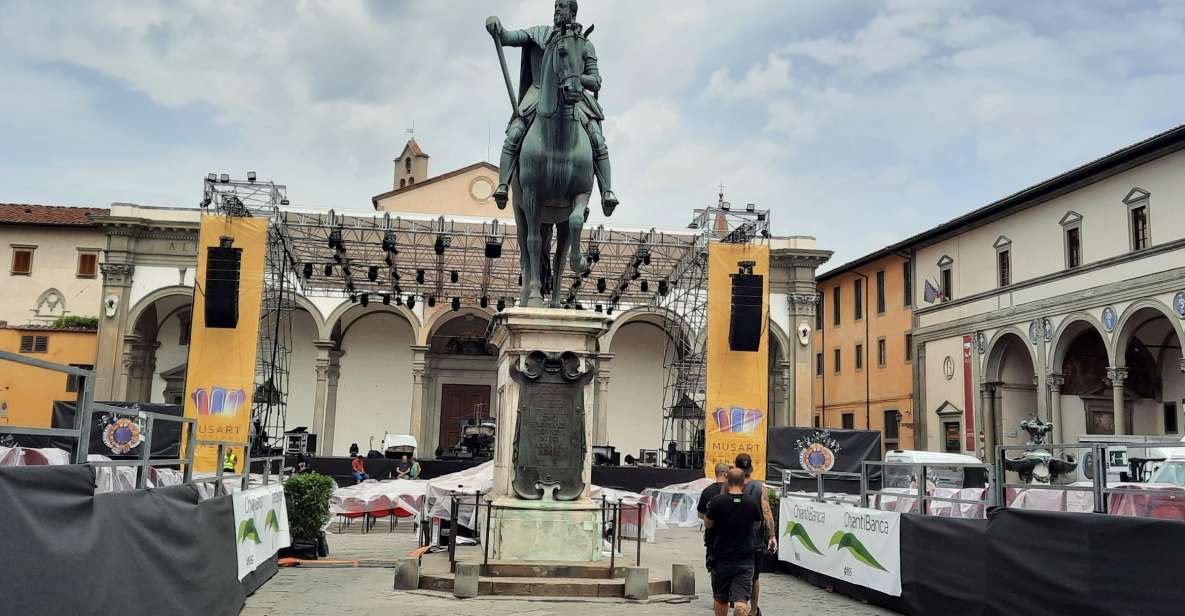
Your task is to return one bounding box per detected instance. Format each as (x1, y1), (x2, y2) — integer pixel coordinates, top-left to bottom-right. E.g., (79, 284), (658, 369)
(242, 526), (894, 615)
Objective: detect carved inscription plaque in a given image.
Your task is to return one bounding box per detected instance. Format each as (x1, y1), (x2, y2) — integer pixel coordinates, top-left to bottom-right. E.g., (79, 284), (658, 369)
(510, 351), (594, 500)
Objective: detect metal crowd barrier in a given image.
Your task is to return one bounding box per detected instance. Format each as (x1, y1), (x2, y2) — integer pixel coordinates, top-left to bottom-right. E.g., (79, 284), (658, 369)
(860, 461), (996, 515)
(994, 441), (1185, 515)
(0, 349), (287, 495)
(780, 468), (863, 504)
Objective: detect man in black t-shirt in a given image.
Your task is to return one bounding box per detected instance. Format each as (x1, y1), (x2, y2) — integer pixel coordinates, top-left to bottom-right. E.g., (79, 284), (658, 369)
(705, 468), (762, 616)
(698, 463), (732, 571)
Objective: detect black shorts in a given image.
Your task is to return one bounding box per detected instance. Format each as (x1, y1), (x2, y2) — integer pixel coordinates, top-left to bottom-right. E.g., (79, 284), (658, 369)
(710, 559), (754, 605)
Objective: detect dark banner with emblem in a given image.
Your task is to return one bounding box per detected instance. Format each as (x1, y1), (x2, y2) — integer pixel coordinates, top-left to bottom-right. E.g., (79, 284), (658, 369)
(766, 427), (882, 494)
(6, 401), (183, 459)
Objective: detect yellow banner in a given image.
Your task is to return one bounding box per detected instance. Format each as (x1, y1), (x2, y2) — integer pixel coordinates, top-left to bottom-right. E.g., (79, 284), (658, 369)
(183, 215), (267, 472)
(705, 242), (770, 480)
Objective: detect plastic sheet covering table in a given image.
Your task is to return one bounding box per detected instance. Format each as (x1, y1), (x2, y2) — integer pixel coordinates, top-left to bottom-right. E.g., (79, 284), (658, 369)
(330, 478), (427, 517)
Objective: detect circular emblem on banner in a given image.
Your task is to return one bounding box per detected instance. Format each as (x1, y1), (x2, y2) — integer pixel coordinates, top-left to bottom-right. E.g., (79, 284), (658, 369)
(1028, 321), (1040, 344)
(799, 442), (836, 475)
(1102, 307), (1117, 332)
(102, 418), (143, 455)
(1174, 292), (1185, 318)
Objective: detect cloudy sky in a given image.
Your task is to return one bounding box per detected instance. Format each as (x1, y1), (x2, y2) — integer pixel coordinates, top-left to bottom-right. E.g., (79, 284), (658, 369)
(2, 0), (1183, 267)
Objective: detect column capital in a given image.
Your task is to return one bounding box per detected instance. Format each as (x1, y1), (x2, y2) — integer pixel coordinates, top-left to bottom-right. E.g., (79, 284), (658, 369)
(1106, 366), (1129, 386)
(1046, 372), (1065, 392)
(979, 381), (1000, 395)
(100, 262), (135, 286)
(787, 292), (820, 315)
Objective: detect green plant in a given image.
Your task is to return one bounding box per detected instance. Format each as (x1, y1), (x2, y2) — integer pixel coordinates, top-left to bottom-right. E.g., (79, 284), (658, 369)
(284, 472), (335, 539)
(52, 315), (99, 330)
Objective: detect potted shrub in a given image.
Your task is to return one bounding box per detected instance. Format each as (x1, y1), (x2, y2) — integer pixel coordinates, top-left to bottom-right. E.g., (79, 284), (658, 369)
(282, 472), (335, 559)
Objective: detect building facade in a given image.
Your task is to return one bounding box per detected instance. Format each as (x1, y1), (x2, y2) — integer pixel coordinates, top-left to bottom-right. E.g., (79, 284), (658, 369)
(814, 251), (915, 451)
(84, 140), (831, 459)
(909, 126), (1185, 459)
(0, 325), (98, 430)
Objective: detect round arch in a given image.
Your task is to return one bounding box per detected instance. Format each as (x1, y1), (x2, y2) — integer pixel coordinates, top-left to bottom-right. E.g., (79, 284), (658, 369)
(768, 319), (791, 363)
(323, 299), (421, 343)
(420, 306), (495, 345)
(602, 306), (692, 353)
(1048, 312), (1113, 370)
(292, 294), (327, 336)
(1114, 299), (1185, 368)
(983, 326), (1039, 383)
(124, 286), (194, 337)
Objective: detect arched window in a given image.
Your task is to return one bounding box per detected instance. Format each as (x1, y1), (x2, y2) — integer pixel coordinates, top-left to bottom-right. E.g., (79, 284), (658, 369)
(405, 158), (412, 173)
(409, 177), (415, 185)
(400, 179), (406, 188)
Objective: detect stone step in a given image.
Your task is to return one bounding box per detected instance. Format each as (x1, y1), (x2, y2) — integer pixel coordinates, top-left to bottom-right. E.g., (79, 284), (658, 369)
(419, 573), (672, 598)
(481, 561), (627, 579)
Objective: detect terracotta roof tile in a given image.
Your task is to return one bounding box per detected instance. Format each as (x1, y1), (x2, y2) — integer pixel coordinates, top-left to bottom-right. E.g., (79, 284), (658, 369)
(0, 204), (108, 226)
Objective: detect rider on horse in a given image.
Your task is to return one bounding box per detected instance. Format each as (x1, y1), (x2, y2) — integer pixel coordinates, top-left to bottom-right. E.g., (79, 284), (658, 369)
(486, 0), (619, 215)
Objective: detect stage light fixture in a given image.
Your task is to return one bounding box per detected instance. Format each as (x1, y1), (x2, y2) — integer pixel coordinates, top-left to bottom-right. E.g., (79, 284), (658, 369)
(434, 235), (447, 255)
(394, 284), (402, 295)
(640, 280), (649, 293)
(428, 295), (436, 307)
(324, 264), (333, 276)
(597, 278), (606, 293)
(606, 306), (614, 316)
(280, 199), (290, 206)
(395, 295), (403, 306)
(496, 298), (506, 312)
(451, 297), (461, 311)
(219, 173), (229, 183)
(406, 296), (416, 309)
(756, 212), (766, 222)
(575, 303), (584, 311)
(360, 293), (370, 307)
(658, 280), (669, 296)
(761, 229), (771, 238)
(247, 171), (257, 182)
(485, 238), (503, 259)
(206, 173), (217, 182)
(381, 293), (391, 305)
(595, 304), (603, 313)
(381, 233), (398, 254)
(450, 270), (459, 283)
(302, 263), (313, 279)
(349, 294), (357, 304)
(368, 265), (378, 282)
(589, 246), (600, 262)
(416, 269), (425, 284)
(480, 296), (489, 308)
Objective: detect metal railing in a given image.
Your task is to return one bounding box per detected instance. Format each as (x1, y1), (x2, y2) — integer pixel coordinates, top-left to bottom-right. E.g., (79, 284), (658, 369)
(1, 349), (286, 495)
(860, 461), (995, 516)
(780, 468), (863, 504)
(994, 441), (1185, 515)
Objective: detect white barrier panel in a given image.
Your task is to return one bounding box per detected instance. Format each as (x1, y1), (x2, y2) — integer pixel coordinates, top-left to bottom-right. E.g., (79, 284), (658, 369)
(778, 499), (902, 597)
(233, 483), (290, 580)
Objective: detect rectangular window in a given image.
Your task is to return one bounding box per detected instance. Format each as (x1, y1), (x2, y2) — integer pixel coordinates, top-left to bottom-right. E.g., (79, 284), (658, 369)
(833, 286), (841, 326)
(66, 364), (94, 393)
(940, 267), (953, 302)
(842, 413), (855, 430)
(20, 335), (49, 353)
(1165, 402), (1179, 434)
(1066, 227), (1082, 268)
(813, 415), (821, 428)
(834, 348), (842, 374)
(11, 247), (34, 275)
(1131, 205), (1149, 250)
(877, 338), (887, 367)
(884, 410), (900, 440)
(944, 422), (961, 453)
(816, 352), (823, 377)
(77, 252), (98, 278)
(854, 279), (863, 320)
(905, 333), (913, 362)
(997, 249), (1011, 287)
(903, 261), (912, 307)
(876, 270), (886, 314)
(816, 295), (824, 331)
(855, 343), (864, 370)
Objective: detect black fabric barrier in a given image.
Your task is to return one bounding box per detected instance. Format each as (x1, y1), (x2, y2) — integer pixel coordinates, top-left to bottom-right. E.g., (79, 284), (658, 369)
(0, 464), (249, 615)
(767, 427), (882, 494)
(900, 514), (986, 616)
(591, 466), (703, 493)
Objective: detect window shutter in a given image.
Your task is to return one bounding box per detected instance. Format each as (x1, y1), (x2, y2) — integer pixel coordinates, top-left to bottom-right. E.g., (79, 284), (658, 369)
(20, 335), (34, 352)
(34, 336), (48, 353)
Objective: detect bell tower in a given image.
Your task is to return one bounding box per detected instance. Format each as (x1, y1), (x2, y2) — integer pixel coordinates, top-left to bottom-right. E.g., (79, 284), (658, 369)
(394, 138), (430, 189)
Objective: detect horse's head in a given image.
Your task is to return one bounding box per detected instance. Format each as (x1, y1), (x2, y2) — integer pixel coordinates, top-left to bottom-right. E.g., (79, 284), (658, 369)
(539, 31), (586, 116)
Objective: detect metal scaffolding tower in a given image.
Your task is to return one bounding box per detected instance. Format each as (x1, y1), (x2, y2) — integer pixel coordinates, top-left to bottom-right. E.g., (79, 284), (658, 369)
(654, 194), (771, 469)
(200, 174), (296, 454)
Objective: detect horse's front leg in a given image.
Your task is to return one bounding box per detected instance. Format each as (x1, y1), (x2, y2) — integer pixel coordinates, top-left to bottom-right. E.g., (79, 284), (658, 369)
(551, 222), (569, 308)
(568, 194), (591, 275)
(523, 206), (545, 308)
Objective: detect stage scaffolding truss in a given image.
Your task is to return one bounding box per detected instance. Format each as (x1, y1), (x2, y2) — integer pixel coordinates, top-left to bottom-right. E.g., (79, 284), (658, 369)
(199, 174), (296, 454)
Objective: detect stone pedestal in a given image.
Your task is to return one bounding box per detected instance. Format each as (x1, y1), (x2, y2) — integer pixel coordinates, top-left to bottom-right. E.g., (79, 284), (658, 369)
(487, 307), (610, 562)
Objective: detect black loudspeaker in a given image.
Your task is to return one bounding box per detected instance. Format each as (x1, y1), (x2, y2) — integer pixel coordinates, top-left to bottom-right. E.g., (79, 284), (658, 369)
(728, 272), (763, 351)
(204, 238), (242, 328)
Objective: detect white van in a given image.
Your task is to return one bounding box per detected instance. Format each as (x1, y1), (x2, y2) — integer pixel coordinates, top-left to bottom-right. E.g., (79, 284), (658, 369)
(883, 450), (987, 489)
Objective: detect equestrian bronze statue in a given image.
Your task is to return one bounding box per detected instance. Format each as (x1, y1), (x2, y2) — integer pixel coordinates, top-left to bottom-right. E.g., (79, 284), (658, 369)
(486, 0), (619, 308)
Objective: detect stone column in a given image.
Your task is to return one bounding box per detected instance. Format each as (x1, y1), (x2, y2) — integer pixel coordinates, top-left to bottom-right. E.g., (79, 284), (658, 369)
(309, 340), (335, 454)
(323, 350), (344, 454)
(769, 245), (832, 429)
(593, 352), (613, 446)
(1047, 373), (1065, 445)
(132, 340), (161, 402)
(95, 262), (135, 400)
(117, 334), (142, 401)
(1106, 366), (1129, 436)
(979, 383), (997, 460)
(407, 344), (429, 449)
